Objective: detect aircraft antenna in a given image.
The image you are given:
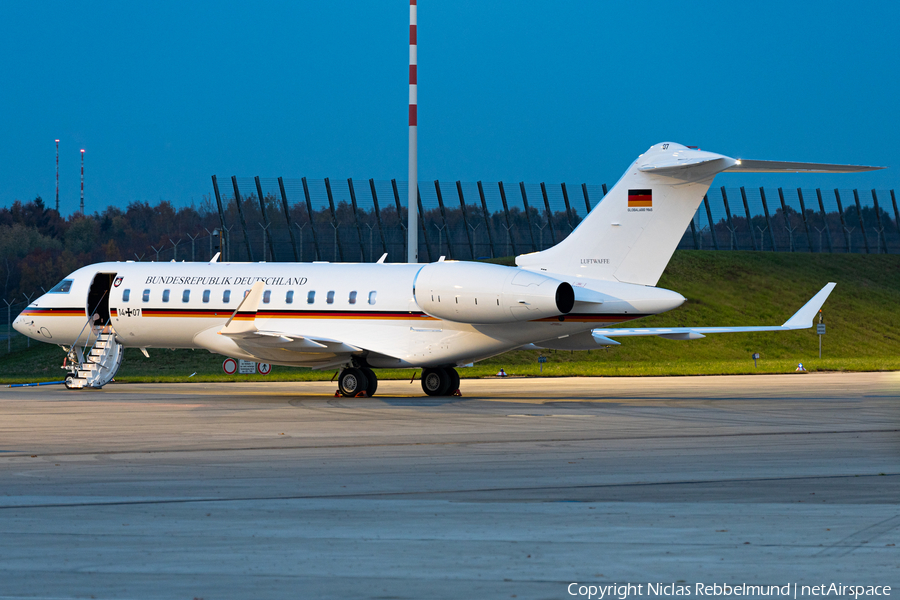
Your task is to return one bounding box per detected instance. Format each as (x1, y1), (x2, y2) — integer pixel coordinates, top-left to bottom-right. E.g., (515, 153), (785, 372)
(407, 0), (418, 263)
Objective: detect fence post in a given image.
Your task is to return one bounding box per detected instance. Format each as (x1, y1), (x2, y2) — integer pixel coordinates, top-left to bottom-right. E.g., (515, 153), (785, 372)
(690, 218), (700, 250)
(759, 188), (778, 251)
(277, 178), (301, 262)
(702, 195), (720, 250)
(777, 188), (797, 252)
(231, 176), (255, 261)
(870, 190), (889, 254)
(347, 179), (367, 261)
(417, 186), (433, 262)
(255, 177), (278, 262)
(433, 181), (454, 259)
(498, 182), (518, 256)
(324, 178), (345, 262)
(720, 187), (737, 250)
(852, 189), (871, 254)
(369, 179), (389, 258)
(211, 175), (228, 235)
(391, 179), (407, 260)
(834, 190), (853, 253)
(582, 184), (592, 215)
(739, 187), (758, 251)
(796, 189), (815, 253)
(456, 181), (476, 259)
(540, 183), (558, 247)
(301, 177), (322, 261)
(560, 183), (576, 233)
(5, 300), (10, 353)
(816, 189), (835, 253)
(477, 181), (498, 258)
(518, 183), (539, 252)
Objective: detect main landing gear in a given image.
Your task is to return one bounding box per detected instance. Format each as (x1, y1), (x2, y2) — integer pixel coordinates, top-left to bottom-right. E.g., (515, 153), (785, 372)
(337, 366), (378, 398)
(335, 365), (461, 398)
(421, 367), (461, 397)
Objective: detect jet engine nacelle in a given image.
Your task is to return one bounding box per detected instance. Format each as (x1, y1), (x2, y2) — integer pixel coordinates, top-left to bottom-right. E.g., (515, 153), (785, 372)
(413, 261), (575, 324)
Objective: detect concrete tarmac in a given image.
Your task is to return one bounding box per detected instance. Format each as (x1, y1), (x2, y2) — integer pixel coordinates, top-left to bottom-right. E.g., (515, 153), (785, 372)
(0, 373), (898, 599)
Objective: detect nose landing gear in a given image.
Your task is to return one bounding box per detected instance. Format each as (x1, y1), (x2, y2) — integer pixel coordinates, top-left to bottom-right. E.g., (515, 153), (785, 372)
(421, 367), (461, 397)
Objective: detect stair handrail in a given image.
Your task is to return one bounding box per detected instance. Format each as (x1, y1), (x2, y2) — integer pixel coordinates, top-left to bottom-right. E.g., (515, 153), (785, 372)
(67, 291), (108, 367)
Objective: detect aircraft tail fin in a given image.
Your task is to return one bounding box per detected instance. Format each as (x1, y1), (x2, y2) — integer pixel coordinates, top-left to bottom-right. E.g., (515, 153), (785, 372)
(516, 143), (882, 286)
(516, 143), (730, 286)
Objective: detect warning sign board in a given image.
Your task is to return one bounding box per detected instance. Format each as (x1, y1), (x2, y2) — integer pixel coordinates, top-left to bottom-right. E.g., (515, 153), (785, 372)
(238, 360), (257, 374)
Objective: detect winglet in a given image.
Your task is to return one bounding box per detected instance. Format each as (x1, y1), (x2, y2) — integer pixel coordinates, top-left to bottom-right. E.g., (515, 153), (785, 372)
(220, 281), (265, 335)
(782, 283), (836, 329)
(377, 253), (388, 264)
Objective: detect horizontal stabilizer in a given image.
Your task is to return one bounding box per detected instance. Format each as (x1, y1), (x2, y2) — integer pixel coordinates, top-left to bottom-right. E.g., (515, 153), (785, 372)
(725, 159), (883, 173)
(593, 283), (835, 340)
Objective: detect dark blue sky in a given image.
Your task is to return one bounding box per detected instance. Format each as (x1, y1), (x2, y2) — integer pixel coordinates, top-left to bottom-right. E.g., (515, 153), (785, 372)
(2, 1), (897, 215)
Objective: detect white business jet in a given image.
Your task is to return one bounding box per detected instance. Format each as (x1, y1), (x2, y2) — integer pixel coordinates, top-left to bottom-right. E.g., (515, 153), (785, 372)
(13, 143), (880, 395)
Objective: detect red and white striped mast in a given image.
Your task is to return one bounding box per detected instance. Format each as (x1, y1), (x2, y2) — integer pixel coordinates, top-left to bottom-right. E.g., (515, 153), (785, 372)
(55, 139), (60, 213)
(407, 0), (418, 263)
(80, 149), (85, 215)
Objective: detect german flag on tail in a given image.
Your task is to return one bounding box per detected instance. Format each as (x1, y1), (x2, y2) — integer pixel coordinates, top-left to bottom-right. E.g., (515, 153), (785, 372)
(628, 189), (652, 208)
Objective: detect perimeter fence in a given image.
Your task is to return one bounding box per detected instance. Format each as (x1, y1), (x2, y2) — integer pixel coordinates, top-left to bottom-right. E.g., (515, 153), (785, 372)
(183, 177), (899, 264)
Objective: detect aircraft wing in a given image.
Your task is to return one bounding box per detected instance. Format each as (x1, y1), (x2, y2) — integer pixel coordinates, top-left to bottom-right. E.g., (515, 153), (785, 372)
(212, 281), (367, 369)
(592, 283), (835, 341)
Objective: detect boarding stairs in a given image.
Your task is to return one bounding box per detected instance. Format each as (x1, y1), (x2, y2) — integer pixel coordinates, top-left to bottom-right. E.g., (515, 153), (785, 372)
(64, 325), (125, 389)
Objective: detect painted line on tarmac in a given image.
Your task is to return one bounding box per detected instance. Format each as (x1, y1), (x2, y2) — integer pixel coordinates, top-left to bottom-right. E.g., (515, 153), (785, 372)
(0, 473), (896, 511)
(0, 427), (896, 459)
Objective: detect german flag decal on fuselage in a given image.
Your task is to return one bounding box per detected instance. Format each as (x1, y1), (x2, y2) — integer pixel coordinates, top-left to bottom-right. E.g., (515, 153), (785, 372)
(627, 189), (652, 208)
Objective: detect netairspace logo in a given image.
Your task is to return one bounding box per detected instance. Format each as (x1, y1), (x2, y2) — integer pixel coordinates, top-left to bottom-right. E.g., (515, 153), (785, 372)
(566, 582), (892, 599)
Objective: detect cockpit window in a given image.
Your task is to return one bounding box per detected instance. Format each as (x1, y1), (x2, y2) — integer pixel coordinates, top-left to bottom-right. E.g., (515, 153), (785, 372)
(49, 279), (73, 294)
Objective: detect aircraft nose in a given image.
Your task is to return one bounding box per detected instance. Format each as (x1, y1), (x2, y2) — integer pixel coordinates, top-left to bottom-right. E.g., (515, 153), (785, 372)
(12, 313), (29, 335)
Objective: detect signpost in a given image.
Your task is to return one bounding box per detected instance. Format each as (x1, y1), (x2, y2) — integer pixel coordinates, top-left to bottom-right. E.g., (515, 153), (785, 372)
(238, 360), (256, 374)
(817, 310), (826, 358)
(223, 358), (271, 376)
(752, 353), (760, 368)
(222, 358), (237, 375)
(538, 355), (548, 373)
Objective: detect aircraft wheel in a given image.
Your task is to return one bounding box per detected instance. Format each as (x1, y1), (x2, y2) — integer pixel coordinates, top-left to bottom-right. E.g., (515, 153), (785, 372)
(421, 367), (449, 396)
(338, 368), (368, 397)
(361, 367), (378, 397)
(446, 367), (460, 395)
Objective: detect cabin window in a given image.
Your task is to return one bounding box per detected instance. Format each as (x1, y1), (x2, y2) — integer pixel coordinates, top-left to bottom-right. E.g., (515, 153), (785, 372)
(49, 279), (73, 294)
(162, 289), (170, 303)
(368, 291), (377, 305)
(326, 291), (335, 304)
(202, 290), (210, 303)
(307, 290), (315, 304)
(142, 289), (150, 303)
(182, 289), (190, 303)
(286, 290), (294, 304)
(223, 290), (231, 303)
(263, 290), (271, 304)
(122, 289), (130, 302)
(348, 291), (357, 305)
